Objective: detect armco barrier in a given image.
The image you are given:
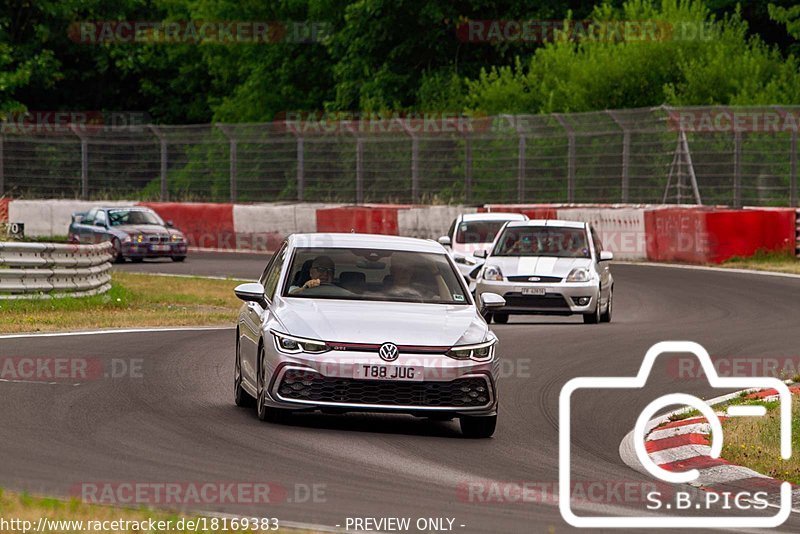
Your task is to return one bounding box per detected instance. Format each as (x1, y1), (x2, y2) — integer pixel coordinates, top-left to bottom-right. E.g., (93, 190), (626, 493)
(0, 241), (113, 298)
(139, 202), (235, 250)
(645, 208), (796, 264)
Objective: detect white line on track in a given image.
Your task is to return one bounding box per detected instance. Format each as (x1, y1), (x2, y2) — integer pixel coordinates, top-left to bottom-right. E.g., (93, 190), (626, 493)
(0, 326), (232, 340)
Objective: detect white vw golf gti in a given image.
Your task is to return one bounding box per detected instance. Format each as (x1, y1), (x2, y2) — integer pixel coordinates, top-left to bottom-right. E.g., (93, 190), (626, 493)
(233, 233), (505, 438)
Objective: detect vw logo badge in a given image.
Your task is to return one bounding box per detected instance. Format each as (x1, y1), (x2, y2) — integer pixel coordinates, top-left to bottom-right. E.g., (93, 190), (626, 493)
(379, 343), (399, 362)
(528, 276), (541, 282)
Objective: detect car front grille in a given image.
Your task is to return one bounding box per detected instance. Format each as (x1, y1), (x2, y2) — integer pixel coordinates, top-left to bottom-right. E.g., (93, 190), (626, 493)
(506, 275), (563, 283)
(276, 369), (492, 408)
(148, 234), (170, 243)
(502, 293), (570, 309)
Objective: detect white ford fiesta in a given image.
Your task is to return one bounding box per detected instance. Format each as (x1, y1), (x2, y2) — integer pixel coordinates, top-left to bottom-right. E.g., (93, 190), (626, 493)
(474, 220), (614, 324)
(233, 233), (506, 438)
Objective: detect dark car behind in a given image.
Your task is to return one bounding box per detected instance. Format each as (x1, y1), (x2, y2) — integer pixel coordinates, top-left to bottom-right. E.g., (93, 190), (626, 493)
(68, 206), (187, 263)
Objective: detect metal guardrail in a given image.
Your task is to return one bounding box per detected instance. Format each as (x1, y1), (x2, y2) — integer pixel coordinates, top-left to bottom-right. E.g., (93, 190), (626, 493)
(0, 241), (112, 298)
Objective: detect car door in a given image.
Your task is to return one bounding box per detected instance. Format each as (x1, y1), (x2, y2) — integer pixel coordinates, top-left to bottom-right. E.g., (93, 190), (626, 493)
(240, 242), (288, 387)
(75, 208), (98, 244)
(590, 227), (611, 304)
(92, 209), (109, 244)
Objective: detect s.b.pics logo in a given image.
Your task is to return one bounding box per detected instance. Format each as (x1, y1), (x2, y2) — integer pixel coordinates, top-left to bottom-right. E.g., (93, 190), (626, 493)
(559, 341), (793, 529)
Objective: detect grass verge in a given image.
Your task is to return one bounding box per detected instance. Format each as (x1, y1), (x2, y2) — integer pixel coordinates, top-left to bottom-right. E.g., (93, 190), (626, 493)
(720, 395), (800, 484)
(0, 489), (299, 533)
(0, 272), (241, 333)
(720, 250), (800, 275)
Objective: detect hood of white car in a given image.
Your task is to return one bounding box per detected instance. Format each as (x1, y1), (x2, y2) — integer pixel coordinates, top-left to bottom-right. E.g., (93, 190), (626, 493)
(487, 256), (593, 278)
(273, 298), (486, 347)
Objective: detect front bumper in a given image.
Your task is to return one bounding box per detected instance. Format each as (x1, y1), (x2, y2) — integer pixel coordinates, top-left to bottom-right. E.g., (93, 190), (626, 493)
(261, 344), (499, 416)
(476, 279), (599, 315)
(123, 242), (187, 258)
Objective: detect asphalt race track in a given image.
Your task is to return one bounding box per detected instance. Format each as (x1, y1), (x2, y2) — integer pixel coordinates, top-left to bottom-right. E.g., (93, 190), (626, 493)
(2, 254), (800, 533)
(114, 251), (270, 280)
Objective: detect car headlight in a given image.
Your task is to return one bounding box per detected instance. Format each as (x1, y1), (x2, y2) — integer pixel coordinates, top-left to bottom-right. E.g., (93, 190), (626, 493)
(272, 331), (330, 355)
(134, 234), (144, 244)
(446, 338), (497, 362)
(122, 235), (132, 243)
(482, 265), (503, 281)
(566, 267), (591, 282)
(171, 233), (185, 242)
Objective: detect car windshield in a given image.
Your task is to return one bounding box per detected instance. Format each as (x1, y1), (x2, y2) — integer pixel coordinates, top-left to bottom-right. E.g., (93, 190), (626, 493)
(108, 209), (163, 226)
(493, 227), (590, 258)
(283, 247), (469, 305)
(456, 220), (509, 244)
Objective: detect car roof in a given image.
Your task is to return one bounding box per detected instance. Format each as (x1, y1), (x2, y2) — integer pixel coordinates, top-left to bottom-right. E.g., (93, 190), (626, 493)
(288, 233), (446, 253)
(101, 206), (152, 211)
(461, 212), (528, 222)
(505, 219), (587, 229)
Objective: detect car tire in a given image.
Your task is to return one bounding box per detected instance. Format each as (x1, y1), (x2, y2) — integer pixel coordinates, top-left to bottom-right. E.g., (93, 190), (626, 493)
(493, 313), (509, 324)
(172, 256), (186, 262)
(583, 303), (600, 324)
(256, 343), (290, 423)
(600, 289), (613, 323)
(110, 238), (125, 263)
(460, 414), (497, 438)
(234, 333), (255, 408)
(130, 257), (144, 263)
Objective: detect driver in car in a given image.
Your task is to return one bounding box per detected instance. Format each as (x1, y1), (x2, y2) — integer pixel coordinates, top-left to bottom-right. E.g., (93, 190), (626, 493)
(289, 255), (335, 294)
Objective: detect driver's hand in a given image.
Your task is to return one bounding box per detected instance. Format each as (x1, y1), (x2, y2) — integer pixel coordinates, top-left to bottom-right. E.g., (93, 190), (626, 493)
(303, 278), (321, 289)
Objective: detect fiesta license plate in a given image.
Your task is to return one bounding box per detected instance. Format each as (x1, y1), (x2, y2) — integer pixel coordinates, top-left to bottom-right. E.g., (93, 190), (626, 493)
(150, 244), (170, 252)
(354, 364), (423, 382)
(522, 287), (546, 296)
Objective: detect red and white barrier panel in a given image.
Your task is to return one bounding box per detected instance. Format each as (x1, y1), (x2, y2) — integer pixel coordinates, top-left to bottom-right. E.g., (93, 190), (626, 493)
(645, 207), (796, 263)
(4, 199), (798, 263)
(0, 197), (9, 225)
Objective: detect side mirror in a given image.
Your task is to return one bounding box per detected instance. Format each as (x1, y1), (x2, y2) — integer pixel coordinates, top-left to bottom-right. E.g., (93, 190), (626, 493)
(473, 250), (488, 259)
(437, 236), (451, 247)
(479, 292), (505, 310)
(234, 282), (267, 307)
(599, 251), (614, 262)
(166, 220), (174, 228)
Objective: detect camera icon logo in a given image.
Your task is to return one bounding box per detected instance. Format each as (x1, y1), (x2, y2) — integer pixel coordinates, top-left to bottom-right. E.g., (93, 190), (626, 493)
(559, 341), (793, 529)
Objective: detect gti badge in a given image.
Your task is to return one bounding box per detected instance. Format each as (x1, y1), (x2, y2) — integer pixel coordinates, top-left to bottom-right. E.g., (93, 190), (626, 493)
(379, 343), (399, 362)
(528, 276), (541, 282)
